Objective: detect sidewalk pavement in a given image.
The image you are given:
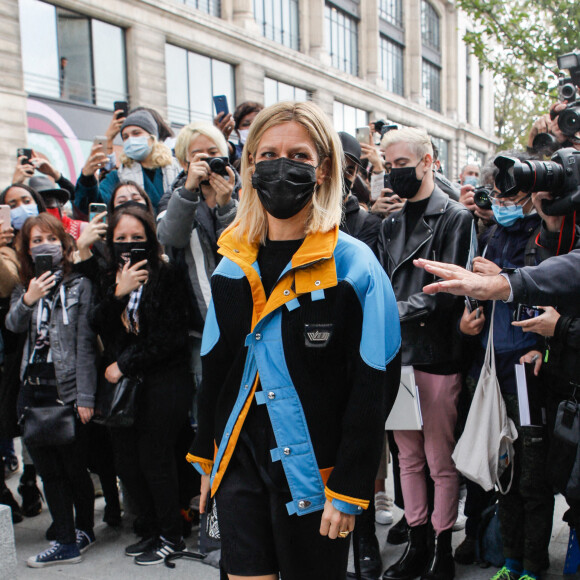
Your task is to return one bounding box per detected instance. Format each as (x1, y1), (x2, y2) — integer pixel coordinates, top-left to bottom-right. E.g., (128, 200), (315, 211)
(4, 459), (573, 580)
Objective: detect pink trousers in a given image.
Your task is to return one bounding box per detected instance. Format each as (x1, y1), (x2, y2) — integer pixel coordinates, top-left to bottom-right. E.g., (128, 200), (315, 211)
(394, 370), (462, 534)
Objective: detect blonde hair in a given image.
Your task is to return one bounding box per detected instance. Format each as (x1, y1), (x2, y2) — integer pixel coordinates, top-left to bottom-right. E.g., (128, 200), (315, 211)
(120, 136), (174, 168)
(174, 122), (229, 164)
(227, 101), (343, 244)
(381, 127), (433, 160)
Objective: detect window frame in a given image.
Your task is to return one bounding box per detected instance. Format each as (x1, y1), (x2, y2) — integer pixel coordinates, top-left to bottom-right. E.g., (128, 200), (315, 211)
(325, 2), (359, 76)
(253, 0), (300, 50)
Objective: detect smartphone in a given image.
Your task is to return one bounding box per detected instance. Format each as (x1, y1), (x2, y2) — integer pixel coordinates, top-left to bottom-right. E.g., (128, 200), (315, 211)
(88, 203), (107, 223)
(113, 101), (129, 118)
(17, 148), (33, 165)
(93, 136), (107, 150)
(35, 255), (53, 278)
(514, 304), (542, 322)
(464, 297), (480, 313)
(213, 95), (229, 118)
(130, 248), (147, 267)
(355, 127), (370, 144)
(0, 205), (11, 231)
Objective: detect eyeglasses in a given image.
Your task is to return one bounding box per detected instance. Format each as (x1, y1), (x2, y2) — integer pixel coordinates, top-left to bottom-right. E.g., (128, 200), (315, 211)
(489, 195), (530, 208)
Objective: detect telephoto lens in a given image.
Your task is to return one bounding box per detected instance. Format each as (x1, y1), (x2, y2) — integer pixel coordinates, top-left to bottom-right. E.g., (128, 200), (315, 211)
(473, 186), (493, 210)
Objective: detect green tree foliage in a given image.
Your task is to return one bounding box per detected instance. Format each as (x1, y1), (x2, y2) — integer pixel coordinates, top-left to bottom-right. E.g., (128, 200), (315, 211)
(458, 0), (579, 149)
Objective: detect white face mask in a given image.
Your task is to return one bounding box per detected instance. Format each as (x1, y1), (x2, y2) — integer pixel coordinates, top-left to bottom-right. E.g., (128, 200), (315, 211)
(238, 129), (250, 145)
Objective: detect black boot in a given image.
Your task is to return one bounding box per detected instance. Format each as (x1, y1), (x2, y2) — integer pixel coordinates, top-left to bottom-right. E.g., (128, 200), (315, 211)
(347, 532), (383, 580)
(387, 514), (410, 545)
(421, 529), (454, 580)
(0, 486), (23, 523)
(383, 523), (430, 580)
(18, 479), (43, 517)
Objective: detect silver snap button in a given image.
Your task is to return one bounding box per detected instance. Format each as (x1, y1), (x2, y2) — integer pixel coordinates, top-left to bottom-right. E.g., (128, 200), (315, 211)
(244, 384), (249, 389)
(283, 447), (291, 455)
(419, 322), (425, 327)
(233, 249), (240, 253)
(283, 289), (290, 296)
(255, 333), (261, 340)
(268, 391), (276, 400)
(314, 280), (321, 286)
(298, 500), (311, 509)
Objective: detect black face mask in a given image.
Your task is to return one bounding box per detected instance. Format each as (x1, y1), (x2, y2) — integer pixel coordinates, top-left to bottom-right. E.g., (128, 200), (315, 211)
(114, 200), (147, 212)
(251, 158), (317, 220)
(389, 161), (424, 199)
(113, 241), (148, 268)
(342, 177), (353, 200)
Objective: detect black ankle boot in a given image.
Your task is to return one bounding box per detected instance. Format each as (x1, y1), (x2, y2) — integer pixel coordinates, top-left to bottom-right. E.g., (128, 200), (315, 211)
(18, 479), (43, 517)
(383, 523), (430, 580)
(347, 532), (383, 580)
(387, 514), (410, 545)
(421, 529), (454, 580)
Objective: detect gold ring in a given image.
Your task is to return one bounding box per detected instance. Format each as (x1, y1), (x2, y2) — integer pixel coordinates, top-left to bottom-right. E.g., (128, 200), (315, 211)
(338, 531), (350, 538)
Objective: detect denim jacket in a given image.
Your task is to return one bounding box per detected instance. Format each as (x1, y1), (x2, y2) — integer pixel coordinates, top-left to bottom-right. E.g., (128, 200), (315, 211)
(6, 273), (97, 407)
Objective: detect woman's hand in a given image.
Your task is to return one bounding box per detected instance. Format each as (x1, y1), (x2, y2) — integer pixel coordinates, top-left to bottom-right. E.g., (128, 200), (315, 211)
(23, 271), (56, 306)
(32, 156), (61, 181)
(360, 143), (384, 173)
(185, 154), (210, 192)
(209, 166), (236, 207)
(472, 257), (502, 277)
(214, 112), (235, 141)
(319, 500), (355, 539)
(105, 110), (125, 151)
(199, 474), (210, 514)
(519, 350), (543, 376)
(105, 362), (123, 384)
(512, 306), (560, 337)
(77, 406), (94, 424)
(0, 222), (14, 248)
(459, 306), (485, 336)
(82, 143), (109, 177)
(77, 212), (107, 260)
(115, 260), (149, 297)
(12, 158), (35, 184)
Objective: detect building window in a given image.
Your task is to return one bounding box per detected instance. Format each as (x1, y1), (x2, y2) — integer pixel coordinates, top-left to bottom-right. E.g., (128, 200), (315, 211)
(333, 101), (367, 135)
(379, 0), (403, 28)
(19, 0), (127, 108)
(254, 0), (299, 50)
(466, 147), (485, 168)
(264, 78), (308, 107)
(466, 46), (471, 123)
(380, 36), (404, 96)
(165, 44), (235, 126)
(420, 0), (441, 112)
(479, 66), (485, 128)
(325, 3), (359, 76)
(178, 0), (220, 16)
(431, 136), (449, 176)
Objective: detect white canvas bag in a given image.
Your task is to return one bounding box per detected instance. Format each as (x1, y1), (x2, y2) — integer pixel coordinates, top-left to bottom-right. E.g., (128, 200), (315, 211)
(452, 301), (518, 493)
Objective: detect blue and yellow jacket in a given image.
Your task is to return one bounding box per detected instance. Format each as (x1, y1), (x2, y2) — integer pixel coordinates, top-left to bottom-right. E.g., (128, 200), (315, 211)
(187, 224), (401, 515)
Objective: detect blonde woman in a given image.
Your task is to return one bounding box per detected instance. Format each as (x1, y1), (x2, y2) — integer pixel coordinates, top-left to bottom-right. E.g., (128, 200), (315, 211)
(187, 101), (401, 579)
(74, 109), (181, 214)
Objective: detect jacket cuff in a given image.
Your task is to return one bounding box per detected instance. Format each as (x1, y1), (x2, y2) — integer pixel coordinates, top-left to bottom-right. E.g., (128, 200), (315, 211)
(178, 186), (201, 203)
(216, 199), (235, 215)
(76, 393), (95, 408)
(554, 315), (571, 347)
(325, 487), (368, 514)
(78, 173), (97, 186)
(186, 453), (213, 476)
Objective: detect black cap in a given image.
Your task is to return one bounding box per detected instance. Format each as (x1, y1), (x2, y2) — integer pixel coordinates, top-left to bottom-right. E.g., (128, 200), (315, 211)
(338, 132), (363, 168)
(29, 176), (69, 204)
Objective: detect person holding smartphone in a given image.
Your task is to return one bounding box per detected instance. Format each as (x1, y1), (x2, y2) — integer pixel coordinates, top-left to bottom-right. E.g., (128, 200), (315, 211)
(6, 213), (98, 567)
(75, 109), (180, 214)
(90, 205), (193, 565)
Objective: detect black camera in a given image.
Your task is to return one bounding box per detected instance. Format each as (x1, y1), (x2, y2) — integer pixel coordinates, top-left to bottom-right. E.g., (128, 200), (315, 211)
(473, 186), (493, 210)
(381, 124), (398, 136)
(494, 147), (580, 216)
(205, 156), (230, 176)
(556, 51), (580, 137)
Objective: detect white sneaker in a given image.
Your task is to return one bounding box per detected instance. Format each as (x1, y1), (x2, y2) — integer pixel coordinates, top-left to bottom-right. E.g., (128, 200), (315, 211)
(375, 491), (393, 525)
(452, 488), (467, 531)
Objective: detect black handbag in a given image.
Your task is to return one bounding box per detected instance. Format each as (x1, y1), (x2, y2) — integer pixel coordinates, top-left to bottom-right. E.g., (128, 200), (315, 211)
(20, 404), (76, 447)
(94, 375), (141, 428)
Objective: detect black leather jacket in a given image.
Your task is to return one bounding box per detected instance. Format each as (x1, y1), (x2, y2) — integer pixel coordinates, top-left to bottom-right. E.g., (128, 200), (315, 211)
(378, 186), (475, 366)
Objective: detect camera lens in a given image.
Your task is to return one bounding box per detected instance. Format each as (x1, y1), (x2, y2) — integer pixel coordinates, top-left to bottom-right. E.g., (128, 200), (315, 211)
(558, 106), (580, 137)
(473, 186), (492, 210)
(560, 83), (577, 101)
(208, 157), (227, 175)
(523, 160), (565, 195)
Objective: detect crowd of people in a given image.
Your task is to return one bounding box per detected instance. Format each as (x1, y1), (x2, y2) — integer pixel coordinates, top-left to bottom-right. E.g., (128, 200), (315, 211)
(0, 94), (579, 580)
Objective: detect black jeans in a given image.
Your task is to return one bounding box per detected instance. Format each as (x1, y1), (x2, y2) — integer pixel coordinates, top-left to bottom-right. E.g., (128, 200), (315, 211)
(109, 364), (193, 543)
(18, 380), (94, 545)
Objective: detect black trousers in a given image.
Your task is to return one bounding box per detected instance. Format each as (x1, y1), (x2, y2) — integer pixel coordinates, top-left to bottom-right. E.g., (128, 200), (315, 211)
(109, 364), (193, 543)
(216, 440), (350, 579)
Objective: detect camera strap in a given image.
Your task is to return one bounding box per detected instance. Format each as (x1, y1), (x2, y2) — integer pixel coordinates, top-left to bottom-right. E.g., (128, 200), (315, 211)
(557, 212), (577, 256)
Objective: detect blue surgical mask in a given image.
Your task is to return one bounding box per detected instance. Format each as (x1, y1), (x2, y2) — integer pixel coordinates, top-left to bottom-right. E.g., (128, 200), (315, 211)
(492, 204), (524, 227)
(10, 204), (39, 230)
(464, 176), (478, 187)
(123, 136), (152, 162)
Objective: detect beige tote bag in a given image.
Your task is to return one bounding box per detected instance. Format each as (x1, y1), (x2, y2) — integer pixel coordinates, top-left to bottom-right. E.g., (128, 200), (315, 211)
(452, 301), (518, 493)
